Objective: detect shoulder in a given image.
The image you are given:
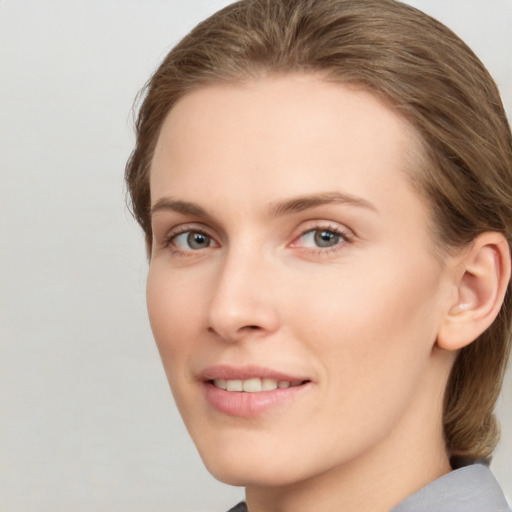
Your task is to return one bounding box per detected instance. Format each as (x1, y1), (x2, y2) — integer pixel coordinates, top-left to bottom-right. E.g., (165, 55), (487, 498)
(390, 462), (510, 512)
(224, 463), (510, 512)
(226, 502), (248, 512)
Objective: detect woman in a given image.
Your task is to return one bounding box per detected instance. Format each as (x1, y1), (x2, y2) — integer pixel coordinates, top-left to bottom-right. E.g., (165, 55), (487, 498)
(126, 0), (512, 510)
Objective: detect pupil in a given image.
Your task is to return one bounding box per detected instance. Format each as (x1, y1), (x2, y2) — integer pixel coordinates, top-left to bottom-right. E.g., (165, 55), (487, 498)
(187, 232), (209, 249)
(314, 230), (339, 247)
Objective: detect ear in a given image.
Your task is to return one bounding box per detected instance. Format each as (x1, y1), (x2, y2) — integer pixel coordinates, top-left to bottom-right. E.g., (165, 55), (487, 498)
(437, 232), (511, 351)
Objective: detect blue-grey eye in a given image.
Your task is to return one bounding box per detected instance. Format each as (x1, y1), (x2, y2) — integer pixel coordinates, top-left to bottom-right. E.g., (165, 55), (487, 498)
(174, 231), (212, 250)
(299, 229), (343, 248)
(314, 230), (340, 247)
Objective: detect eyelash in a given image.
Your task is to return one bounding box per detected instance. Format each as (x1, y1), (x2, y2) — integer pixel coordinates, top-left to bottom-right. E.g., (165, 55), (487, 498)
(162, 223), (352, 257)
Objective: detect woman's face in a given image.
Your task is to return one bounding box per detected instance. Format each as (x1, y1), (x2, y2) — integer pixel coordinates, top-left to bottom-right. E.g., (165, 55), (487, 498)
(147, 75), (456, 487)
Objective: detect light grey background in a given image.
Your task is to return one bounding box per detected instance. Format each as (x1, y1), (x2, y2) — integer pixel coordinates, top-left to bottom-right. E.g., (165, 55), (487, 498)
(0, 1), (510, 511)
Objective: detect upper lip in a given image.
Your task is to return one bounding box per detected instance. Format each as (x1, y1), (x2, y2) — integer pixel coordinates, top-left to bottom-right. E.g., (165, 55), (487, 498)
(198, 364), (310, 382)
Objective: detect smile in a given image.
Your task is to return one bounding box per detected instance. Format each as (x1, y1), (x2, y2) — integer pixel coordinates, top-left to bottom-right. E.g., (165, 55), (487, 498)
(199, 366), (312, 416)
(212, 378), (306, 392)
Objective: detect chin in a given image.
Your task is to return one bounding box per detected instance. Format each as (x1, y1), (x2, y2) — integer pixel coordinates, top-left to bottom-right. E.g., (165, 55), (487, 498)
(203, 457), (304, 488)
(194, 433), (329, 489)
(193, 435), (291, 487)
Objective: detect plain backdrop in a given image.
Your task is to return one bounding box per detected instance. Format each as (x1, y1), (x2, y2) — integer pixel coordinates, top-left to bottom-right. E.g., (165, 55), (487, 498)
(1, 1), (511, 511)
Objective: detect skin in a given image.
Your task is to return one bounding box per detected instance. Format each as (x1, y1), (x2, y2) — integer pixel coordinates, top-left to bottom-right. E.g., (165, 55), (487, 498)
(147, 75), (465, 512)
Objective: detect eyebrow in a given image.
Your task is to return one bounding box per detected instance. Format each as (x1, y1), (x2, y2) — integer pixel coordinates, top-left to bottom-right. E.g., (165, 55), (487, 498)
(269, 191), (378, 216)
(150, 191), (377, 219)
(151, 198), (209, 218)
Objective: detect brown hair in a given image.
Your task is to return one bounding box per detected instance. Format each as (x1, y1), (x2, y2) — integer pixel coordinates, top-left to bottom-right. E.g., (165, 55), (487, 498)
(125, 0), (512, 459)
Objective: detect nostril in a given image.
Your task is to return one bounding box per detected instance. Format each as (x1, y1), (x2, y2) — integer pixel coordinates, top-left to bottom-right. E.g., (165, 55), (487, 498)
(207, 324), (261, 338)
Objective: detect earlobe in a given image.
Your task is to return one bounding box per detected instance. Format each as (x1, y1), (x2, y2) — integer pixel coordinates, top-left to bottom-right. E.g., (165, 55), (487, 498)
(437, 232), (511, 351)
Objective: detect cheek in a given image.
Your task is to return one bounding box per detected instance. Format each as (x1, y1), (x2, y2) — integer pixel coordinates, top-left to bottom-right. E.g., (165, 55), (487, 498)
(275, 258), (445, 460)
(146, 264), (204, 365)
(287, 254), (443, 390)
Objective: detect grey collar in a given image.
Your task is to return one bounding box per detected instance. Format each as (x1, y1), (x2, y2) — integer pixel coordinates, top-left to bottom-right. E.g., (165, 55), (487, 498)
(227, 463), (510, 512)
(390, 463), (510, 512)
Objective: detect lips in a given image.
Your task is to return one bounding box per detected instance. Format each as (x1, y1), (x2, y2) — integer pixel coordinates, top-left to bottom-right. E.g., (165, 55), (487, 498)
(199, 365), (312, 416)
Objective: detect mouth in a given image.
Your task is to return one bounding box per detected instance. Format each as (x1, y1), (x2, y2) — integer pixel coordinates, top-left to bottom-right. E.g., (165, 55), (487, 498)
(199, 365), (312, 417)
(210, 377), (308, 392)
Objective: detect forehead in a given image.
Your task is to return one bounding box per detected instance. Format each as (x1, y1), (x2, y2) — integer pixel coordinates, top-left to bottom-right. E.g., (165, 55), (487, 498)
(150, 74), (427, 225)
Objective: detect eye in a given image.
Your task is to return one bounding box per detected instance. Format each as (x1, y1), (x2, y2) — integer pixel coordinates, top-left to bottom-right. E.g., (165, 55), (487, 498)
(173, 230), (214, 251)
(294, 227), (349, 249)
(309, 229), (341, 248)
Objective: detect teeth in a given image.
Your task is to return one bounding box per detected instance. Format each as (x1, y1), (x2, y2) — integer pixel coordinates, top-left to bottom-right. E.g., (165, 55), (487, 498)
(262, 378), (278, 391)
(243, 378), (261, 392)
(213, 379), (227, 390)
(213, 378), (304, 392)
(226, 380), (243, 392)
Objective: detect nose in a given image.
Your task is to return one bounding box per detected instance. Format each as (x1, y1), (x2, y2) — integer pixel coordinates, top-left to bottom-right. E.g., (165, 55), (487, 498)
(206, 248), (280, 342)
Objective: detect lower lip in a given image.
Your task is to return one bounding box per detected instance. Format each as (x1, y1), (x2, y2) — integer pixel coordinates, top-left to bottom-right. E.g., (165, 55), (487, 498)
(203, 381), (311, 417)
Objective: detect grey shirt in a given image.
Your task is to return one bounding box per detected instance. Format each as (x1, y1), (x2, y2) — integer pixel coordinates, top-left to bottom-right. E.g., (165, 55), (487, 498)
(227, 462), (510, 512)
(390, 462), (510, 512)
